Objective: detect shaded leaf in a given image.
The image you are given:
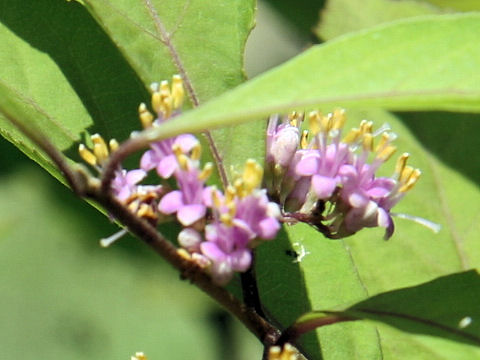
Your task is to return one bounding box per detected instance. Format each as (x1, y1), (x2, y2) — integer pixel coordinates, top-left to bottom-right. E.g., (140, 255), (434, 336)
(343, 271), (480, 347)
(83, 0), (258, 178)
(0, 0), (148, 178)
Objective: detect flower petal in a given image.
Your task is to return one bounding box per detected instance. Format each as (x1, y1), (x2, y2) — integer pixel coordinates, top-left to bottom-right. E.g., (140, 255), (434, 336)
(177, 204), (206, 226)
(158, 190), (183, 214)
(312, 174), (337, 199)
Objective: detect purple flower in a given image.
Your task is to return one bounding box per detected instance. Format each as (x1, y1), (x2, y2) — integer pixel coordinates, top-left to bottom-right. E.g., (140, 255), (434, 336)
(112, 169), (147, 202)
(140, 134), (199, 178)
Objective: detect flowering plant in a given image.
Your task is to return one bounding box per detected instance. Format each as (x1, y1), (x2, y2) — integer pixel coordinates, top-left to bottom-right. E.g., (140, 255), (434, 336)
(1, 1), (480, 359)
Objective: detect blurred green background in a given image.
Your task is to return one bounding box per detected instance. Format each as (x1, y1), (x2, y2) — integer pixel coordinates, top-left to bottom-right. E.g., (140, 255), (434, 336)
(0, 1), (317, 359)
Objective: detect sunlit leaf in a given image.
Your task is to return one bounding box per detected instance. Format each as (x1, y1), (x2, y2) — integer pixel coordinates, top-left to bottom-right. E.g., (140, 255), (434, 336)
(144, 13), (480, 144)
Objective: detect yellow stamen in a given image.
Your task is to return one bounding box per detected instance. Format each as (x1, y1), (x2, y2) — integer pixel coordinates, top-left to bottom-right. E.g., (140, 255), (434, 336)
(91, 134), (109, 163)
(198, 162), (213, 181)
(399, 169), (421, 192)
(138, 103), (154, 128)
(308, 110), (321, 135)
(332, 108), (346, 130)
(225, 185), (236, 203)
(300, 130), (309, 149)
(211, 187), (223, 208)
(400, 165), (414, 183)
(376, 145), (397, 162)
(234, 178), (245, 197)
(159, 80), (172, 117)
(220, 213), (233, 226)
(342, 128), (360, 144)
(137, 204), (156, 220)
(109, 139), (119, 153)
(375, 133), (390, 153)
(321, 113), (333, 132)
(151, 89), (162, 115)
(242, 159), (263, 192)
(131, 352), (147, 360)
(78, 144), (97, 166)
(394, 153), (409, 177)
(359, 120), (373, 134)
(171, 75), (185, 109)
(362, 133), (373, 152)
(191, 143), (202, 161)
(177, 248), (192, 261)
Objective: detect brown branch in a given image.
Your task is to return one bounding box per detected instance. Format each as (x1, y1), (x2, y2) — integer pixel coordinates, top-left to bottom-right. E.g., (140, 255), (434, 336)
(88, 187), (280, 344)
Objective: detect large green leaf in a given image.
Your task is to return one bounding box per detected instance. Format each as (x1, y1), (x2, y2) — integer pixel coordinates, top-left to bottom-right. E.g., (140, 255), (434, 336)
(0, 0), (148, 179)
(144, 13), (480, 144)
(82, 0), (258, 178)
(294, 271), (480, 359)
(0, 0), (257, 182)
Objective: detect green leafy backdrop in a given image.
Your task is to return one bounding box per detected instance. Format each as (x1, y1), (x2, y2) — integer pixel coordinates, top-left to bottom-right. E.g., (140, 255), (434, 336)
(1, 0), (480, 359)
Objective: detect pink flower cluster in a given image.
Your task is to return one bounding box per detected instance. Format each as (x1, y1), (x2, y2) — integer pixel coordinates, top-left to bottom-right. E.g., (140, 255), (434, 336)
(265, 110), (421, 239)
(80, 76), (281, 285)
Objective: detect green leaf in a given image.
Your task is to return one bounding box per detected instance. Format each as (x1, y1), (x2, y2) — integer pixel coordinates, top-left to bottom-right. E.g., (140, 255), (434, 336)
(144, 13), (480, 144)
(421, 0), (480, 11)
(0, 0), (149, 178)
(82, 0), (258, 178)
(0, 0), (257, 182)
(316, 0), (446, 41)
(341, 271), (480, 347)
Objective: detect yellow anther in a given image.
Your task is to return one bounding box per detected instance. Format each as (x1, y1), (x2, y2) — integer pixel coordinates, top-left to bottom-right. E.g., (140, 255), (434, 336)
(220, 213), (233, 226)
(172, 143), (183, 157)
(225, 185), (236, 203)
(138, 103), (154, 128)
(191, 142), (202, 161)
(212, 187), (223, 208)
(308, 110), (321, 135)
(198, 162), (213, 181)
(359, 120), (373, 134)
(177, 248), (192, 261)
(342, 128), (360, 144)
(375, 133), (390, 153)
(362, 133), (373, 152)
(321, 113), (333, 132)
(268, 343), (299, 360)
(171, 75), (185, 109)
(243, 159), (263, 192)
(78, 144), (97, 166)
(91, 134), (109, 163)
(332, 108), (346, 130)
(159, 80), (173, 117)
(227, 201), (236, 217)
(131, 352), (147, 360)
(151, 90), (162, 115)
(177, 154), (189, 170)
(300, 130), (309, 149)
(91, 133), (107, 149)
(376, 145), (397, 162)
(288, 111), (299, 122)
(399, 169), (421, 192)
(394, 153), (410, 177)
(137, 204), (156, 220)
(400, 165), (414, 183)
(234, 178), (245, 197)
(109, 139), (119, 153)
